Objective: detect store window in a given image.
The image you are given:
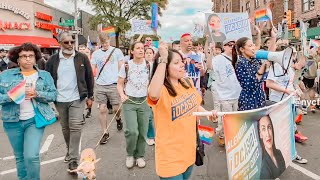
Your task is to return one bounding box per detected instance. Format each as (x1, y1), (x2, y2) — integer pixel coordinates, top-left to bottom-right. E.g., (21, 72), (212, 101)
(246, 1), (251, 13)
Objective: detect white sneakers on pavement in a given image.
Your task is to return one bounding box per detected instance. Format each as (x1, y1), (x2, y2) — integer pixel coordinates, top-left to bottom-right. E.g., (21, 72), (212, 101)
(126, 157), (146, 168)
(146, 138), (155, 146)
(126, 156), (135, 169)
(136, 158), (146, 168)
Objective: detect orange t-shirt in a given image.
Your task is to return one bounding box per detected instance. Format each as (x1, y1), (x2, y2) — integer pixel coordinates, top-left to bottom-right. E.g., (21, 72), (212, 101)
(148, 82), (202, 178)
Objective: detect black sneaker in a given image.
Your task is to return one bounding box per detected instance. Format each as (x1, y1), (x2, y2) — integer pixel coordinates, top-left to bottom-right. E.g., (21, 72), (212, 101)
(116, 118), (123, 131)
(67, 161), (78, 174)
(64, 153), (71, 163)
(85, 109), (92, 118)
(99, 133), (110, 144)
(108, 108), (113, 114)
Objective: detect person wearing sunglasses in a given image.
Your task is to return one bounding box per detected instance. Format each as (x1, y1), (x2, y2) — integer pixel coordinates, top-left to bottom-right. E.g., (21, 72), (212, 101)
(210, 39), (241, 146)
(46, 31), (94, 173)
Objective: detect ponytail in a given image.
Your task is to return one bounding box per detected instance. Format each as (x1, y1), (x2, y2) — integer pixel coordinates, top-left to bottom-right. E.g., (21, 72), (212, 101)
(232, 45), (238, 69)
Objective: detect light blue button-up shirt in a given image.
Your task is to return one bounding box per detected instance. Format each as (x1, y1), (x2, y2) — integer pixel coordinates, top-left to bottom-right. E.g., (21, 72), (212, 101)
(56, 51), (80, 102)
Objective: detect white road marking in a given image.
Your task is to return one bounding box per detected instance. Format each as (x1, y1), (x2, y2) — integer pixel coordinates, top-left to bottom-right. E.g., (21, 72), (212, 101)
(1, 134), (54, 161)
(40, 134), (54, 154)
(290, 163), (320, 180)
(0, 156), (64, 176)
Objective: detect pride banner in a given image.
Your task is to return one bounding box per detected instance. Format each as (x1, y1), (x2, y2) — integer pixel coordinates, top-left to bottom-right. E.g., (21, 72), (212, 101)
(223, 96), (296, 180)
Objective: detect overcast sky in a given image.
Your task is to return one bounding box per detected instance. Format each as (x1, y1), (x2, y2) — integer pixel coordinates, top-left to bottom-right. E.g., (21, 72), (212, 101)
(44, 0), (213, 41)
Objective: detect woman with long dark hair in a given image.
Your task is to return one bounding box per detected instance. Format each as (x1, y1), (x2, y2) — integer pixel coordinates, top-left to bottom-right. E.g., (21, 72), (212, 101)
(0, 43), (57, 180)
(258, 115), (286, 179)
(148, 42), (217, 179)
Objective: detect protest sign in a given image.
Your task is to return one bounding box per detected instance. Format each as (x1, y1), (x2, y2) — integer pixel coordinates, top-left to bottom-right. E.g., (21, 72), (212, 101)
(131, 20), (154, 35)
(300, 20), (308, 57)
(185, 54), (202, 92)
(193, 22), (205, 38)
(223, 96), (296, 180)
(205, 13), (252, 43)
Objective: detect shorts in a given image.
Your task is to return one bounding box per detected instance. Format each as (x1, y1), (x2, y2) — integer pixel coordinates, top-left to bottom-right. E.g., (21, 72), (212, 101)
(302, 77), (315, 89)
(95, 84), (120, 105)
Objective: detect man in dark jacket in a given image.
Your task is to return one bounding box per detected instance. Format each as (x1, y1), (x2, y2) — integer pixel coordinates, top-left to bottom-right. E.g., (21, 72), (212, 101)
(45, 32), (94, 173)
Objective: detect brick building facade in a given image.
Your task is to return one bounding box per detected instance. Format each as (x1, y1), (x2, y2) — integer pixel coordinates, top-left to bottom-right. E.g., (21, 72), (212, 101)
(212, 0), (320, 39)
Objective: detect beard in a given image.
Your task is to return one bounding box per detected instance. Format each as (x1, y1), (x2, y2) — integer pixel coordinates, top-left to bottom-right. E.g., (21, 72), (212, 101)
(61, 47), (75, 55)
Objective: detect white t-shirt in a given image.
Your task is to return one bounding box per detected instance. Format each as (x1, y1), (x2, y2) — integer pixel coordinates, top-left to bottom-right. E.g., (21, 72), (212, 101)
(20, 72), (38, 120)
(118, 60), (150, 97)
(91, 47), (124, 85)
(267, 63), (295, 102)
(212, 53), (242, 101)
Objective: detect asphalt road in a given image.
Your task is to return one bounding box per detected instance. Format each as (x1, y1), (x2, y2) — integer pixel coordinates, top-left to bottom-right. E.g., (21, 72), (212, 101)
(0, 91), (319, 180)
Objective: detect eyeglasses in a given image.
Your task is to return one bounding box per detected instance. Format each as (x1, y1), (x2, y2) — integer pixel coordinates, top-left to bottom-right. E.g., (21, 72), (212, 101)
(19, 55), (35, 59)
(63, 41), (75, 45)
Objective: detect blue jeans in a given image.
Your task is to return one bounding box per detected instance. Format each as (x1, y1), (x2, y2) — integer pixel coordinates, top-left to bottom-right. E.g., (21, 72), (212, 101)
(3, 117), (44, 180)
(147, 108), (155, 139)
(160, 165), (193, 180)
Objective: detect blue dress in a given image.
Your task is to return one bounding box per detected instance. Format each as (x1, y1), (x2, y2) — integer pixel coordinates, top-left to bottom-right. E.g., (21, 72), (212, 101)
(235, 56), (266, 111)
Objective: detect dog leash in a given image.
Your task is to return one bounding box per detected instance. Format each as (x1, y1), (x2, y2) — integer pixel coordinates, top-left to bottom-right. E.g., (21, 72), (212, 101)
(94, 97), (147, 149)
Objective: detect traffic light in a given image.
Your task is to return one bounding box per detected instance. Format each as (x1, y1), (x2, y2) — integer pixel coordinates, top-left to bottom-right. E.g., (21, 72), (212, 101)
(286, 10), (292, 27)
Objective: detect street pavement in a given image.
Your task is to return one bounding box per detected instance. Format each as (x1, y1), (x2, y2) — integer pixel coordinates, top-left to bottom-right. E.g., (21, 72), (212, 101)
(0, 91), (319, 180)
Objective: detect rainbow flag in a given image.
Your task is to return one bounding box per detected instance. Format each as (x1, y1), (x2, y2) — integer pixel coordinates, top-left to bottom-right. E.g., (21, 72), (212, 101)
(103, 27), (116, 37)
(7, 80), (26, 104)
(255, 8), (272, 23)
(310, 39), (320, 48)
(198, 125), (215, 145)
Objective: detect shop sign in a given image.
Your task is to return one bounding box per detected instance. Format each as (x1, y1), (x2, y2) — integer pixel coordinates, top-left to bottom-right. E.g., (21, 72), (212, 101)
(0, 2), (30, 20)
(35, 12), (53, 22)
(35, 22), (57, 31)
(0, 20), (31, 31)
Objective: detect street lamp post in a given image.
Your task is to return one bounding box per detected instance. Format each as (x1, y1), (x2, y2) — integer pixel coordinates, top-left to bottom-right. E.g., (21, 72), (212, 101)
(284, 0), (289, 40)
(74, 0), (78, 50)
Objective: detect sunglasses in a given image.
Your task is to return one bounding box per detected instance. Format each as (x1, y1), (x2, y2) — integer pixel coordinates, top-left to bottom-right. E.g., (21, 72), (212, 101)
(225, 43), (235, 47)
(63, 41), (75, 45)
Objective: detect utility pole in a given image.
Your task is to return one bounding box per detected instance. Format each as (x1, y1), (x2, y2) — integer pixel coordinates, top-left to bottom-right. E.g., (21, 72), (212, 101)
(284, 0), (289, 40)
(74, 0), (78, 50)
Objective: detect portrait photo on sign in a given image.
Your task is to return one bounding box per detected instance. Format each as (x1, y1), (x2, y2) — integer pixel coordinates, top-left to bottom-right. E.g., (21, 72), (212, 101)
(205, 13), (252, 43)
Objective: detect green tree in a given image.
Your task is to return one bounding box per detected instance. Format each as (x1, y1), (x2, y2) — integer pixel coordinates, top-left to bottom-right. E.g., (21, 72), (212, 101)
(87, 0), (168, 47)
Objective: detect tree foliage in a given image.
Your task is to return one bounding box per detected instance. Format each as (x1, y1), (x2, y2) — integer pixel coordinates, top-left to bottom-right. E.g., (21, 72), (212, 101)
(87, 0), (168, 47)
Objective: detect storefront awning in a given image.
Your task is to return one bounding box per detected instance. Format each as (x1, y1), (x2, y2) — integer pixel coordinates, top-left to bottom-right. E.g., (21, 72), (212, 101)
(0, 35), (60, 48)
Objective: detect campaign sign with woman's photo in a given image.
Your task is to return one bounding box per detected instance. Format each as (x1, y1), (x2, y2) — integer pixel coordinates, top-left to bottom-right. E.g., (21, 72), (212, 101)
(184, 54), (202, 92)
(205, 13), (252, 43)
(223, 96), (296, 180)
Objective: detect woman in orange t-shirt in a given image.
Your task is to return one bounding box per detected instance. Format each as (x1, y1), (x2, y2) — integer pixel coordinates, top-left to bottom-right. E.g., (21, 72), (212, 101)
(148, 42), (218, 179)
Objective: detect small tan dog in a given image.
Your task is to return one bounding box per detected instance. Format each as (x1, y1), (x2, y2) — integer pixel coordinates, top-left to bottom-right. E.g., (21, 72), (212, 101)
(71, 148), (100, 180)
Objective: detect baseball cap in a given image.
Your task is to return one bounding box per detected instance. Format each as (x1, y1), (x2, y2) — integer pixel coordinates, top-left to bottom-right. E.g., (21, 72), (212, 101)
(180, 33), (191, 39)
(223, 39), (235, 46)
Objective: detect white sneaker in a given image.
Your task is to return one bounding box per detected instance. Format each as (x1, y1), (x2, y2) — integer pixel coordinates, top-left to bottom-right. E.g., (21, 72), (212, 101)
(97, 104), (100, 109)
(126, 156), (135, 169)
(136, 158), (146, 168)
(146, 138), (155, 146)
(293, 155), (308, 164)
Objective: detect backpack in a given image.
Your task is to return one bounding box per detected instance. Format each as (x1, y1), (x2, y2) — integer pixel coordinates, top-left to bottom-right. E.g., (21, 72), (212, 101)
(124, 60), (151, 84)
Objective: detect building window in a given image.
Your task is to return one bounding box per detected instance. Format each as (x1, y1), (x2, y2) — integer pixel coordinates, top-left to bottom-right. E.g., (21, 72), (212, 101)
(246, 1), (250, 13)
(242, 6), (244, 12)
(226, 4), (229, 12)
(255, 0), (260, 8)
(302, 0), (314, 12)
